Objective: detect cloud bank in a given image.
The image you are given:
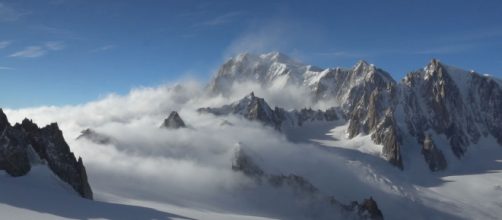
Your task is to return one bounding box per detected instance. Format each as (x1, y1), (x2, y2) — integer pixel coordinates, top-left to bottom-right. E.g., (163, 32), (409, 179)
(3, 79), (373, 218)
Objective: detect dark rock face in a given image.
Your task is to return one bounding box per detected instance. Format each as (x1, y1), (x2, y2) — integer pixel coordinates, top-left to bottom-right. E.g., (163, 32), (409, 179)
(0, 112), (31, 176)
(472, 76), (502, 145)
(420, 134), (447, 171)
(290, 107), (338, 126)
(406, 60), (472, 157)
(241, 92), (280, 127)
(0, 138), (31, 177)
(199, 92), (281, 128)
(232, 145), (384, 220)
(331, 62), (402, 169)
(0, 109), (93, 199)
(162, 111), (186, 129)
(401, 60), (502, 164)
(199, 92), (338, 130)
(370, 110), (403, 169)
(357, 197), (384, 220)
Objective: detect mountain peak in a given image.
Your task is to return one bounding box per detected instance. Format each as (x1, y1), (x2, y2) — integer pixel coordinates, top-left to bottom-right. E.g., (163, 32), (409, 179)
(162, 111), (186, 129)
(430, 58), (439, 65)
(355, 60), (372, 68)
(247, 91), (255, 98)
(353, 60), (377, 74)
(357, 59), (370, 65)
(425, 58), (442, 71)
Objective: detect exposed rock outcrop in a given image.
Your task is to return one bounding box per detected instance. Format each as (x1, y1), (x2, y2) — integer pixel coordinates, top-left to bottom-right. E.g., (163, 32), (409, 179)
(199, 92), (281, 128)
(0, 109), (93, 199)
(401, 59), (502, 162)
(198, 92), (338, 130)
(161, 111), (186, 129)
(0, 111), (31, 176)
(370, 110), (403, 169)
(420, 133), (447, 171)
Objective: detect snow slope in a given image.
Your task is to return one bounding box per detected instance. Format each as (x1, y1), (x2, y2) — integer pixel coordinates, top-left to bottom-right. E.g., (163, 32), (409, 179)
(0, 165), (275, 220)
(285, 122), (502, 220)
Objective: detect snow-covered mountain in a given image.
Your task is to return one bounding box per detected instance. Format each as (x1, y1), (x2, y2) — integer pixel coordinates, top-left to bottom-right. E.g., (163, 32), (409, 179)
(209, 52), (320, 95)
(209, 53), (502, 171)
(398, 59), (502, 159)
(3, 51), (502, 220)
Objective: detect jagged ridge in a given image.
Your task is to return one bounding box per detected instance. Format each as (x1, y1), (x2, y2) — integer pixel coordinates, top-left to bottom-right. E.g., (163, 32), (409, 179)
(198, 92), (338, 130)
(0, 109), (93, 199)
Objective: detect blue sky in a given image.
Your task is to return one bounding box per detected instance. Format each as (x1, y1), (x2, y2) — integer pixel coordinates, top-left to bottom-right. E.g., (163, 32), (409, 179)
(1, 0), (502, 108)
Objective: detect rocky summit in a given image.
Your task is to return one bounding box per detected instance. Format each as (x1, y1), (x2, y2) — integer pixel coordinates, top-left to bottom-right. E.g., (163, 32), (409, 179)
(0, 109), (93, 199)
(161, 111), (186, 129)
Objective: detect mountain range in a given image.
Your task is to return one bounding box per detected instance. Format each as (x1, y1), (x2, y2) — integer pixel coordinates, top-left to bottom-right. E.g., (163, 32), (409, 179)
(2, 51), (502, 220)
(208, 52), (502, 171)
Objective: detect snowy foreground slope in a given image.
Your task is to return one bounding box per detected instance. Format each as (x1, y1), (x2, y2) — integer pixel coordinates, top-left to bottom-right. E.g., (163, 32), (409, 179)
(2, 52), (502, 219)
(0, 165), (273, 220)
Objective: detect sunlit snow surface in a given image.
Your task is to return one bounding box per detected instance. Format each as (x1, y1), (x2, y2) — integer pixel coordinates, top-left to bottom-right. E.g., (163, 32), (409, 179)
(3, 81), (502, 220)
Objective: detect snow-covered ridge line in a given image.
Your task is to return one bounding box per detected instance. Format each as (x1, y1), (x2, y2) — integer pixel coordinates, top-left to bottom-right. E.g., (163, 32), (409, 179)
(209, 52), (502, 171)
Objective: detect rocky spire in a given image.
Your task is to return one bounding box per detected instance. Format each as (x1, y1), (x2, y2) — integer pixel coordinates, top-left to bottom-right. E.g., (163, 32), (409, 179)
(162, 111), (186, 129)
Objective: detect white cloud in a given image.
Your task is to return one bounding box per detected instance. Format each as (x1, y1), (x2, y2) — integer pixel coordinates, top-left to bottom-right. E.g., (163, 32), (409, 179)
(1, 79), (359, 216)
(9, 41), (65, 58)
(45, 41), (65, 50)
(0, 40), (12, 49)
(9, 46), (47, 58)
(0, 3), (27, 22)
(3, 75), (469, 219)
(0, 66), (14, 70)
